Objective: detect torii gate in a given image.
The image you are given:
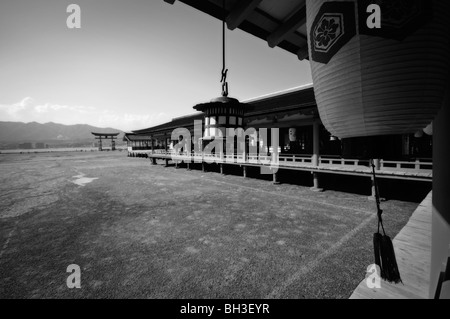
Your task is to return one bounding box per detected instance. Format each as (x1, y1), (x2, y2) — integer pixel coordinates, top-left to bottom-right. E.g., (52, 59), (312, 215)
(91, 132), (120, 151)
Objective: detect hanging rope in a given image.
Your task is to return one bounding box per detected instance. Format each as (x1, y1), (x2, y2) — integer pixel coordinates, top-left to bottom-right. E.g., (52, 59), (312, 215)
(371, 159), (402, 284)
(372, 160), (385, 236)
(220, 0), (228, 97)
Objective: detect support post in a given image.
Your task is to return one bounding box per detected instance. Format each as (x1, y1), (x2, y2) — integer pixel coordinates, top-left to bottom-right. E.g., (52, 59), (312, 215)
(220, 164), (224, 175)
(243, 166), (247, 178)
(202, 162), (206, 172)
(164, 158), (169, 167)
(369, 176), (376, 200)
(310, 122), (323, 192)
(164, 134), (168, 154)
(187, 163), (191, 171)
(151, 136), (154, 155)
(374, 158), (381, 170)
(311, 172), (323, 192)
(430, 89), (450, 298)
(273, 171), (280, 185)
(312, 121), (320, 167)
(368, 159), (383, 201)
(98, 137), (102, 151)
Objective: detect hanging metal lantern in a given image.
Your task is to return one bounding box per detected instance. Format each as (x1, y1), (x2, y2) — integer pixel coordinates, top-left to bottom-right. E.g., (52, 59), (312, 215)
(306, 0), (449, 144)
(192, 0), (249, 152)
(193, 96), (247, 141)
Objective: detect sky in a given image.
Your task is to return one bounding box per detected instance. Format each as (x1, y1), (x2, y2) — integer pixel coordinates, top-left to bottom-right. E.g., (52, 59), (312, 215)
(0, 0), (312, 132)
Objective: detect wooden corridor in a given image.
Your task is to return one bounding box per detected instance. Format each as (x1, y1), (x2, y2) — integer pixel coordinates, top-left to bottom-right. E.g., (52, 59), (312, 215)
(350, 191), (432, 299)
(130, 150), (433, 182)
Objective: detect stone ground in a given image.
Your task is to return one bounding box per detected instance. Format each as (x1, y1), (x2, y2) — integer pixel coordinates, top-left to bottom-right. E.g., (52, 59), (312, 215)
(0, 151), (422, 298)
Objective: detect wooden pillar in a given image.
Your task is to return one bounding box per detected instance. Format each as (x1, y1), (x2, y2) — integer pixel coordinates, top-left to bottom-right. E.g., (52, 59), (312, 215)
(243, 166), (247, 178)
(151, 157), (156, 165)
(311, 172), (323, 192)
(111, 137), (116, 151)
(310, 122), (323, 192)
(430, 89), (450, 298)
(368, 176), (380, 201)
(312, 121), (320, 166)
(165, 134), (168, 153)
(98, 137), (102, 151)
(273, 171), (280, 185)
(220, 164), (224, 175)
(151, 136), (154, 154)
(374, 158), (381, 170)
(368, 159), (381, 200)
(165, 158), (169, 167)
(202, 162), (206, 172)
(187, 162), (191, 171)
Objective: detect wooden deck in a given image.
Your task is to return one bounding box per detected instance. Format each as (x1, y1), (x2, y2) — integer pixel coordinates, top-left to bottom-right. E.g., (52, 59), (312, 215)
(350, 191), (432, 299)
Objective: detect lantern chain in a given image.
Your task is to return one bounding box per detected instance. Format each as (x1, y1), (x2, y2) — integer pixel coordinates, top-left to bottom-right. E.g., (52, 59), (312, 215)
(220, 0), (228, 97)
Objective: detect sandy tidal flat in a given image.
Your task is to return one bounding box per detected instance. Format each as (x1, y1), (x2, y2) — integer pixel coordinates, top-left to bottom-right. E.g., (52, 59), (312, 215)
(0, 151), (419, 298)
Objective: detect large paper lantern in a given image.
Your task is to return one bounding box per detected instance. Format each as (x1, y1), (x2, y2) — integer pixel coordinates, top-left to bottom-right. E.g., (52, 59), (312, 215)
(306, 0), (449, 141)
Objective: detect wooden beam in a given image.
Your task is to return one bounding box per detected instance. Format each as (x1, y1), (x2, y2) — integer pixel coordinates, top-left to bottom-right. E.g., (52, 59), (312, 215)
(267, 6), (306, 48)
(297, 47), (309, 60)
(159, 0), (304, 56)
(226, 0), (262, 30)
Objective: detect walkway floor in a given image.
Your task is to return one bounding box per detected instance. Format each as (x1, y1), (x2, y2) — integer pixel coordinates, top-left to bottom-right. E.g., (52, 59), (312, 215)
(350, 191), (432, 299)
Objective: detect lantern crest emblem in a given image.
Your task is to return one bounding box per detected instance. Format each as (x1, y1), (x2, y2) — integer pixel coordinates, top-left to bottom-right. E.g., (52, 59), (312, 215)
(310, 2), (356, 64)
(313, 16), (343, 51)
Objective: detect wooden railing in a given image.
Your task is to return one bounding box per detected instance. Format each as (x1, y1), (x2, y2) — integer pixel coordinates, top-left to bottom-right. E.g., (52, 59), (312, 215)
(130, 149), (432, 172)
(380, 159), (432, 171)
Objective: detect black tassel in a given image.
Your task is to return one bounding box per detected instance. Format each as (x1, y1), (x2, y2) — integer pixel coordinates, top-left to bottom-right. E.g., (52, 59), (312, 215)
(380, 234), (402, 283)
(371, 159), (402, 284)
(373, 232), (384, 278)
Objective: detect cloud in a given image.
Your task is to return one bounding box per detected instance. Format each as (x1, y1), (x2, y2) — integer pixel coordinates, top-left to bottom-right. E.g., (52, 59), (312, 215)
(0, 97), (170, 131)
(0, 97), (34, 116)
(34, 103), (96, 114)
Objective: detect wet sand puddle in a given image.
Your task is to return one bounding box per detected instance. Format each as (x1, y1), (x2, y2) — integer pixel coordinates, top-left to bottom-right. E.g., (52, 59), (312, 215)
(72, 174), (98, 187)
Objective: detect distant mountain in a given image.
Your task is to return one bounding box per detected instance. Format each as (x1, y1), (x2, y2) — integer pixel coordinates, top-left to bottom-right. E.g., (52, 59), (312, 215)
(0, 121), (124, 143)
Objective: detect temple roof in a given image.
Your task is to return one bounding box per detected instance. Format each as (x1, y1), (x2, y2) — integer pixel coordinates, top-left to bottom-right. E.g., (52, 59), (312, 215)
(123, 133), (153, 141)
(132, 85), (317, 135)
(132, 113), (204, 135)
